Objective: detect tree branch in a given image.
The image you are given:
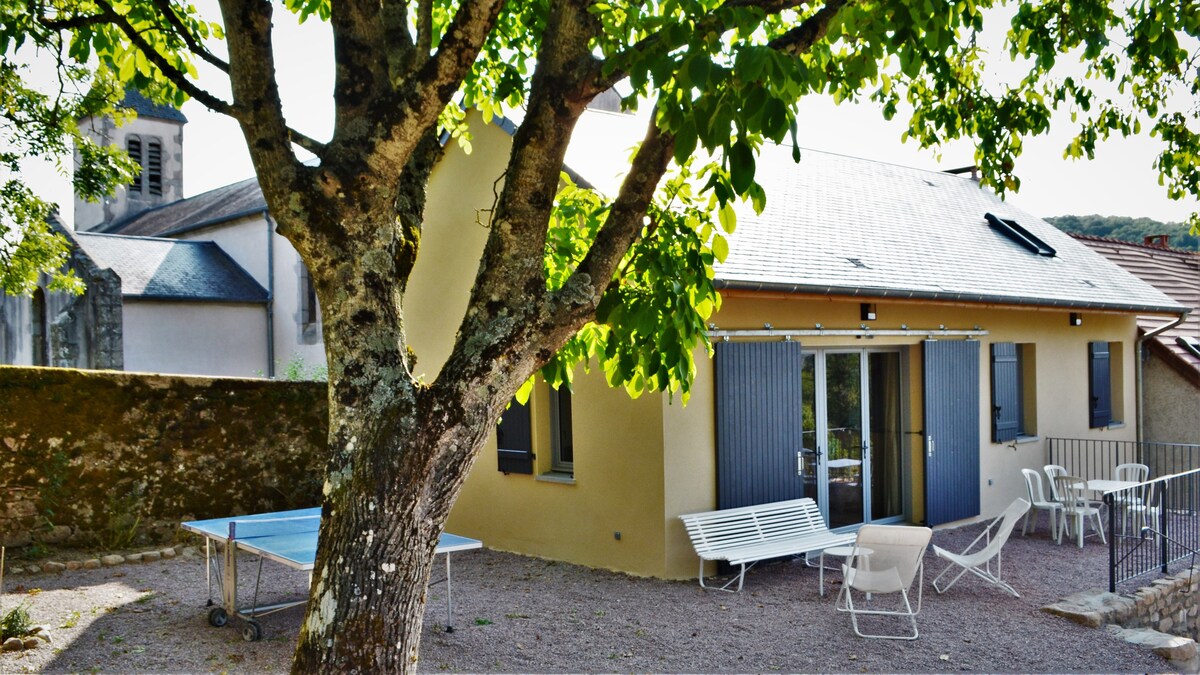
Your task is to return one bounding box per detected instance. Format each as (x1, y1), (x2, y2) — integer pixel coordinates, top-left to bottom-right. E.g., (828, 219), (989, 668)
(565, 117), (675, 316)
(93, 0), (232, 114)
(380, 0), (414, 82)
(767, 0), (848, 55)
(149, 0), (230, 73)
(416, 0), (434, 57)
(288, 127), (326, 156)
(589, 0), (811, 95)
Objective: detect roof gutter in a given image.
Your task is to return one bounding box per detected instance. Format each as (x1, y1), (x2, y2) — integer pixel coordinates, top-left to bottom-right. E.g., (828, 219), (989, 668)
(714, 279), (1188, 316)
(1136, 311), (1190, 444)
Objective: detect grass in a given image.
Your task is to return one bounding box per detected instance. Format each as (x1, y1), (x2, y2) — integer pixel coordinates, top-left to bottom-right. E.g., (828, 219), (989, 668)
(1, 604), (34, 640)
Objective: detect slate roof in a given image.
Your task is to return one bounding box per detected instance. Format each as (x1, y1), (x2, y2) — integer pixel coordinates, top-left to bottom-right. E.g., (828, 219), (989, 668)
(102, 177), (265, 237)
(73, 232), (267, 302)
(1072, 234), (1200, 382)
(715, 147), (1188, 315)
(119, 89), (188, 124)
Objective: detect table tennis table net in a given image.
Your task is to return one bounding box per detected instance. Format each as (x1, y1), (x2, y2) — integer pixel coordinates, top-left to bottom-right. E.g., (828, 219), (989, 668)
(226, 514), (321, 540)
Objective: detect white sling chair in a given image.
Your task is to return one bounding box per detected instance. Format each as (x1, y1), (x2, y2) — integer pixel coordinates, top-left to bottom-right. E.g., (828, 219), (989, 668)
(834, 524), (933, 640)
(932, 498), (1030, 598)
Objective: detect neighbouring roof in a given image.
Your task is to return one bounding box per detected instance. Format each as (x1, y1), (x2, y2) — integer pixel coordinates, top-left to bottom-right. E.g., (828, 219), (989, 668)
(73, 232), (267, 302)
(102, 177), (264, 237)
(714, 146), (1188, 316)
(119, 89), (188, 124)
(1072, 234), (1200, 383)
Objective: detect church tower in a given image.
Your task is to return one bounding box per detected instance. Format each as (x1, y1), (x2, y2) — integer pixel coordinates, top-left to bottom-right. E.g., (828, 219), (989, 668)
(74, 90), (186, 231)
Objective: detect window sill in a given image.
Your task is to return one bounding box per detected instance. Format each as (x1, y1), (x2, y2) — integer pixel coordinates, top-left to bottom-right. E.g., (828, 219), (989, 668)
(536, 471), (575, 485)
(1015, 435), (1040, 444)
(1107, 422), (1126, 430)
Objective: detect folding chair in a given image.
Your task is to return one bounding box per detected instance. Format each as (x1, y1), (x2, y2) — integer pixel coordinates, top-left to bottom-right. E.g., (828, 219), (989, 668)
(834, 524), (933, 640)
(932, 498), (1030, 598)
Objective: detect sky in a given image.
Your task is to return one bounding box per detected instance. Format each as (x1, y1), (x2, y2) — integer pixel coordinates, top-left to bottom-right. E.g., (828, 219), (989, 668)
(19, 6), (1199, 229)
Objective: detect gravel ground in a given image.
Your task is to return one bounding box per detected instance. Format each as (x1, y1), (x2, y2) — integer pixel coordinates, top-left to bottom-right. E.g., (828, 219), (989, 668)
(0, 521), (1183, 673)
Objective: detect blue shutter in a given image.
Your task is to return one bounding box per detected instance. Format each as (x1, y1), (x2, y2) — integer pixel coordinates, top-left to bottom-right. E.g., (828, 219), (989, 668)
(923, 339), (981, 526)
(990, 343), (1020, 442)
(497, 398), (533, 474)
(714, 341), (805, 510)
(1088, 342), (1112, 428)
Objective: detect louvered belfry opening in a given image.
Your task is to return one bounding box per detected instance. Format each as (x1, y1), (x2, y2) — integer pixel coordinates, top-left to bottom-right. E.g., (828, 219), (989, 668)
(147, 140), (163, 196)
(126, 137), (143, 193)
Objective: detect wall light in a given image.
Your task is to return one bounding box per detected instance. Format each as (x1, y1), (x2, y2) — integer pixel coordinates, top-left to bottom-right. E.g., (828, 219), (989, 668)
(1069, 312), (1083, 327)
(861, 303), (877, 321)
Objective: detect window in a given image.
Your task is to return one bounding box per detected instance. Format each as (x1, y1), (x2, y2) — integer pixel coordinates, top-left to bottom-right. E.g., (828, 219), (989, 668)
(549, 388), (573, 474)
(126, 135), (163, 196)
(991, 342), (1037, 442)
(299, 264), (319, 327)
(1088, 341), (1124, 428)
(984, 213), (1056, 257)
(496, 398), (533, 474)
(495, 384), (575, 478)
(30, 288), (48, 366)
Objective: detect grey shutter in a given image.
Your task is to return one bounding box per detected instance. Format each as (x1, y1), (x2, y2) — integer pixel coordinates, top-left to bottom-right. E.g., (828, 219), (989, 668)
(714, 340), (805, 510)
(497, 399), (533, 474)
(923, 339), (981, 526)
(990, 343), (1020, 442)
(1088, 341), (1112, 428)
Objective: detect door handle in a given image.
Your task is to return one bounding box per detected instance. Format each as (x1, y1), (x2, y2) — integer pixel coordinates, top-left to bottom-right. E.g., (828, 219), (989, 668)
(926, 436), (934, 458)
(797, 450), (803, 476)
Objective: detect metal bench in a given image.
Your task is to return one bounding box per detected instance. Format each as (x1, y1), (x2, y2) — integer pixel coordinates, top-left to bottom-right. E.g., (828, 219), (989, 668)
(679, 497), (855, 592)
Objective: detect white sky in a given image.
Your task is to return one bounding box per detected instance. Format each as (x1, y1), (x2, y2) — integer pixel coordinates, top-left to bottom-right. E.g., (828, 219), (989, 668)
(19, 6), (1199, 228)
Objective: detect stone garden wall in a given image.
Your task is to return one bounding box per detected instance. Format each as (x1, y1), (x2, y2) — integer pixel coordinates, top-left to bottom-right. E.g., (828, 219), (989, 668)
(0, 366), (327, 549)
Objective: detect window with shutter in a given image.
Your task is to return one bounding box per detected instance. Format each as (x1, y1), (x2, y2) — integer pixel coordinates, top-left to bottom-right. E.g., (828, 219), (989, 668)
(1088, 341), (1112, 428)
(496, 398), (533, 474)
(990, 343), (1020, 442)
(549, 388), (573, 474)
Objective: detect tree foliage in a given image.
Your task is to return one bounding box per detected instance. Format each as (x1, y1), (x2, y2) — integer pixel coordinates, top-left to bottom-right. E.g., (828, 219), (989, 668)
(2, 0), (1199, 671)
(1047, 214), (1200, 251)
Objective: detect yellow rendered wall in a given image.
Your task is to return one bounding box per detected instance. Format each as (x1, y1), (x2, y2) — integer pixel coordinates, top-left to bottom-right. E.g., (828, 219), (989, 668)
(660, 294), (1142, 574)
(404, 116), (671, 576)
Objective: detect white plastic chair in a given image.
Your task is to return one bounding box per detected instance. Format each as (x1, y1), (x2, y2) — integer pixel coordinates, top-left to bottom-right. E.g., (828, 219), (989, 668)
(1054, 475), (1107, 548)
(1119, 479), (1161, 536)
(834, 524), (933, 640)
(932, 498), (1030, 597)
(1020, 468), (1060, 540)
(1044, 464), (1068, 502)
(1115, 463), (1150, 483)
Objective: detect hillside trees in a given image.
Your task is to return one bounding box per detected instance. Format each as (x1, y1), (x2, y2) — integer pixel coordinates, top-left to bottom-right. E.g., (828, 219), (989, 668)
(2, 0), (1199, 671)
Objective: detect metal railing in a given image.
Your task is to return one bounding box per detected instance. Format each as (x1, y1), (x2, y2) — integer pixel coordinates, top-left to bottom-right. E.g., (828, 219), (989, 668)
(1100, 469), (1200, 592)
(1046, 438), (1200, 591)
(1047, 438), (1200, 482)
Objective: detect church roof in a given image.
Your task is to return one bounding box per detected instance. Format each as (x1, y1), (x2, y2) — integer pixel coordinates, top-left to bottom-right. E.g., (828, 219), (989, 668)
(73, 232), (266, 302)
(119, 89), (188, 124)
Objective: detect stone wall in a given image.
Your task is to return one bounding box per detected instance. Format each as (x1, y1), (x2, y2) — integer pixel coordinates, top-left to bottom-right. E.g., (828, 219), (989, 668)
(1047, 567), (1200, 640)
(0, 366), (327, 549)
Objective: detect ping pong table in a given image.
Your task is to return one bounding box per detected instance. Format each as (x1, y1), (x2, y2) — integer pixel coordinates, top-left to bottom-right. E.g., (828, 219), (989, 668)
(181, 507), (482, 641)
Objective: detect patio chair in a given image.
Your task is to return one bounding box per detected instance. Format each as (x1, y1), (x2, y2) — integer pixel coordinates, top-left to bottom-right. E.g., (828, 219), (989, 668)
(932, 498), (1030, 598)
(1118, 479), (1161, 536)
(1115, 463), (1150, 483)
(1044, 464), (1068, 502)
(1020, 468), (1060, 540)
(834, 524), (933, 640)
(1054, 475), (1106, 548)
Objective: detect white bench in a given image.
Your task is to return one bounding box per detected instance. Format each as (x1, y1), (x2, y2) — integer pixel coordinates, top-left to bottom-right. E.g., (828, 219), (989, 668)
(679, 498), (856, 592)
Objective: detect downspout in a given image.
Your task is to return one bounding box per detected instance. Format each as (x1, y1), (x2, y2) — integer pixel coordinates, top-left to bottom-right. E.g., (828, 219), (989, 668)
(264, 211), (276, 379)
(1136, 312), (1187, 444)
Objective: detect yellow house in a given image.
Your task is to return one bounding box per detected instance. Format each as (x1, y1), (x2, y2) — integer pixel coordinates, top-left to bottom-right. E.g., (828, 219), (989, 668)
(404, 111), (1190, 580)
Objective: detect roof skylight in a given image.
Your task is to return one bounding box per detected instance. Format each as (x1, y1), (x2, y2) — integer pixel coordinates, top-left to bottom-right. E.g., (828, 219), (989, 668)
(985, 213), (1056, 257)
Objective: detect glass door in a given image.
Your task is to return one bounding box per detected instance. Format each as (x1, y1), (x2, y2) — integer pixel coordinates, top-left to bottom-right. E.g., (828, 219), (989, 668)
(802, 349), (904, 528)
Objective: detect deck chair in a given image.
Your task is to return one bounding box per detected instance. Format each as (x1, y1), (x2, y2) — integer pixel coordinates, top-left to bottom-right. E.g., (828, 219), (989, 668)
(932, 498), (1030, 598)
(834, 524), (933, 640)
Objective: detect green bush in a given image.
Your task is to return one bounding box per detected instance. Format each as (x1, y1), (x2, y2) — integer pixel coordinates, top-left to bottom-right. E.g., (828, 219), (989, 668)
(1, 604), (34, 641)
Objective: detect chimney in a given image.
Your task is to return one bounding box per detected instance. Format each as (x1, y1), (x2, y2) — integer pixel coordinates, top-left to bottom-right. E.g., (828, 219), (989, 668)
(1144, 234), (1170, 248)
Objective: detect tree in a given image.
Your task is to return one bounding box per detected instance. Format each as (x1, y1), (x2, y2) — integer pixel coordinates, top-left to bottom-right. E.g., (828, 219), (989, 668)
(3, 0), (1198, 671)
(1046, 214), (1200, 251)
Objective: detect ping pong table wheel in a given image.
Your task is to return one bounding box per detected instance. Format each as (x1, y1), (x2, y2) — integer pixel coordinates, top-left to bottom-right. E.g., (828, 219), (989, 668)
(241, 620), (263, 642)
(207, 607), (228, 627)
